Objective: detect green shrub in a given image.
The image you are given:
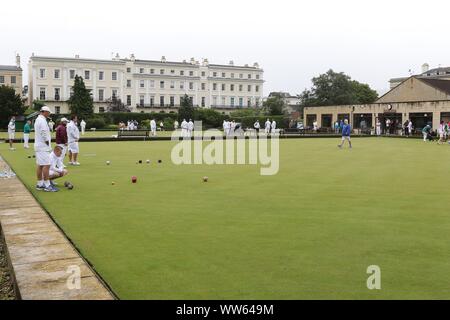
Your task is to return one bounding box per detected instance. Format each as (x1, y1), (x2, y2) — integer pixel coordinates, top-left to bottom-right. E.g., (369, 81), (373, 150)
(141, 119), (150, 129)
(162, 117), (175, 130)
(194, 109), (227, 129)
(105, 124), (118, 130)
(86, 116), (106, 129)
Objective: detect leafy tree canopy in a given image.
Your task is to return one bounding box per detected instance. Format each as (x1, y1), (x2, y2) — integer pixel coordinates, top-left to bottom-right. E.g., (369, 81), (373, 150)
(263, 96), (285, 115)
(0, 85), (26, 124)
(299, 69), (378, 107)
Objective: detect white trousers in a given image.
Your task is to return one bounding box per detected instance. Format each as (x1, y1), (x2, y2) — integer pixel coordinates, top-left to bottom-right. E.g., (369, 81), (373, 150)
(23, 133), (30, 147)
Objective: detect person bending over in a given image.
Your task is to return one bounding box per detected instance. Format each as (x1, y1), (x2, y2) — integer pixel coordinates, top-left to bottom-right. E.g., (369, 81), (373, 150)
(49, 146), (69, 186)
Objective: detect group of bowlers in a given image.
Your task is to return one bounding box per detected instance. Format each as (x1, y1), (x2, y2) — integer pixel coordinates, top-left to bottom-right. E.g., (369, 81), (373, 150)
(27, 106), (81, 192)
(252, 119), (277, 136)
(422, 120), (450, 144)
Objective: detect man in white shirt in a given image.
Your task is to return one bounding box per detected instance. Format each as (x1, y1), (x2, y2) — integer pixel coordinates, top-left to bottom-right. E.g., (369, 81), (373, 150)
(80, 119), (86, 135)
(150, 119), (157, 136)
(265, 119), (271, 135)
(187, 119), (194, 138)
(222, 120), (229, 137)
(271, 120), (277, 134)
(7, 116), (15, 150)
(385, 119), (391, 135)
(49, 146), (69, 186)
(408, 120), (413, 136)
(34, 106), (58, 192)
(253, 120), (260, 136)
(67, 115), (81, 165)
(181, 119), (188, 138)
(376, 119), (381, 136)
(174, 120), (179, 130)
(48, 119), (55, 132)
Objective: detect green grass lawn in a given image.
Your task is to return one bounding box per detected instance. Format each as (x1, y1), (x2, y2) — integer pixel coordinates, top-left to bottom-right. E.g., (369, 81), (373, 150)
(0, 130), (175, 140)
(1, 138), (450, 299)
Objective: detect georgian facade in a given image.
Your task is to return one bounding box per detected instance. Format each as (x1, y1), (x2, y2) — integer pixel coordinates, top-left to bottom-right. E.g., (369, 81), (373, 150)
(0, 54), (23, 96)
(28, 54), (264, 115)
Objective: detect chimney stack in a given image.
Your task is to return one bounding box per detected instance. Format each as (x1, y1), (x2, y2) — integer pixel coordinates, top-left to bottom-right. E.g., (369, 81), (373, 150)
(16, 54), (20, 68)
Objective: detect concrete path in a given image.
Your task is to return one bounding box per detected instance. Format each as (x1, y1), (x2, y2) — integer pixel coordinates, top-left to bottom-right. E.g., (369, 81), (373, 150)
(0, 156), (114, 300)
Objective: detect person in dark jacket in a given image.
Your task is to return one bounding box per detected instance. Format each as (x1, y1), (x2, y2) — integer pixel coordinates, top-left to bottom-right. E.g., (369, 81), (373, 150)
(55, 118), (68, 165)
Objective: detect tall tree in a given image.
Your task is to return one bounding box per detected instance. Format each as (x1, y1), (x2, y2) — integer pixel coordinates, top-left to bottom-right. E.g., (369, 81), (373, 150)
(263, 96), (285, 115)
(68, 75), (94, 116)
(299, 69), (378, 107)
(178, 94), (194, 121)
(0, 85), (26, 126)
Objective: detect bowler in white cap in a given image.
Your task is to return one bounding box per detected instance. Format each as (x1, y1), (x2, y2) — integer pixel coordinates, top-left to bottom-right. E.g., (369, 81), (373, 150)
(34, 106), (59, 192)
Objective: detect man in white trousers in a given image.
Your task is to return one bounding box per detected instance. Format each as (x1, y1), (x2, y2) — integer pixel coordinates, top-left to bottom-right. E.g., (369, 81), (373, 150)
(265, 119), (271, 135)
(67, 115), (81, 166)
(181, 119), (188, 138)
(7, 116), (16, 150)
(376, 119), (381, 136)
(23, 120), (31, 149)
(150, 119), (157, 136)
(188, 119), (194, 138)
(271, 119), (277, 134)
(35, 106), (58, 192)
(80, 119), (86, 135)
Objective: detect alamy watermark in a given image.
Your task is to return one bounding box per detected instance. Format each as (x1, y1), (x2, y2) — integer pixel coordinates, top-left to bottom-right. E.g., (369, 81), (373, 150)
(366, 265), (381, 290)
(170, 121), (280, 176)
(66, 265), (81, 290)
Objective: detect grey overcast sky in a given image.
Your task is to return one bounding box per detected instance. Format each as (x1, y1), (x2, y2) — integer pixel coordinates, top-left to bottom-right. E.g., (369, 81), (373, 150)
(1, 0), (449, 95)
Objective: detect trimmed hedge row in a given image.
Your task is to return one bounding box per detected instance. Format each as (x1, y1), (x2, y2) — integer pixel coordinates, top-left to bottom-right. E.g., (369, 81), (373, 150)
(50, 112), (290, 129)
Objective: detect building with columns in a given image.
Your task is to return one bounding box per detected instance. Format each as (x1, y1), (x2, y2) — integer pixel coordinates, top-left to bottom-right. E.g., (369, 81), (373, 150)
(28, 54), (264, 115)
(303, 76), (450, 131)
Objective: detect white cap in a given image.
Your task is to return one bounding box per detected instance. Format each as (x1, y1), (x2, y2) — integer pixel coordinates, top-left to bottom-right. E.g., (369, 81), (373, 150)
(40, 106), (51, 113)
(60, 117), (68, 122)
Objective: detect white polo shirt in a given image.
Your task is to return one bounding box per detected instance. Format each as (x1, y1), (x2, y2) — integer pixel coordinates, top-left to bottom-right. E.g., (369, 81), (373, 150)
(34, 115), (51, 152)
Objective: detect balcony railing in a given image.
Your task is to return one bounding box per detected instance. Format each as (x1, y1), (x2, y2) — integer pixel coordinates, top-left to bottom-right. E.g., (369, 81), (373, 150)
(211, 105), (257, 109)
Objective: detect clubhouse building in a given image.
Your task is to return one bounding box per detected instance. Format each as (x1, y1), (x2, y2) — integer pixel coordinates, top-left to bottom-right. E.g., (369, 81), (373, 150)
(28, 54), (264, 115)
(303, 76), (450, 132)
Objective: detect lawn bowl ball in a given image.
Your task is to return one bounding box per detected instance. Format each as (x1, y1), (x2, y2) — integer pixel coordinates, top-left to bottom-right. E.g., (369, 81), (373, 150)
(146, 160), (150, 164)
(158, 160), (162, 164)
(131, 176), (137, 183)
(28, 155), (31, 159)
(106, 161), (111, 165)
(32, 155), (36, 158)
(111, 181), (115, 185)
(139, 160), (142, 164)
(64, 181), (70, 187)
(67, 184), (74, 190)
(203, 176), (208, 182)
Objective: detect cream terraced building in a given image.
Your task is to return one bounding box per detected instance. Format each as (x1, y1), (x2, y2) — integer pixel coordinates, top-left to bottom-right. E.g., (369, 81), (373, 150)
(0, 54), (23, 96)
(28, 54), (264, 115)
